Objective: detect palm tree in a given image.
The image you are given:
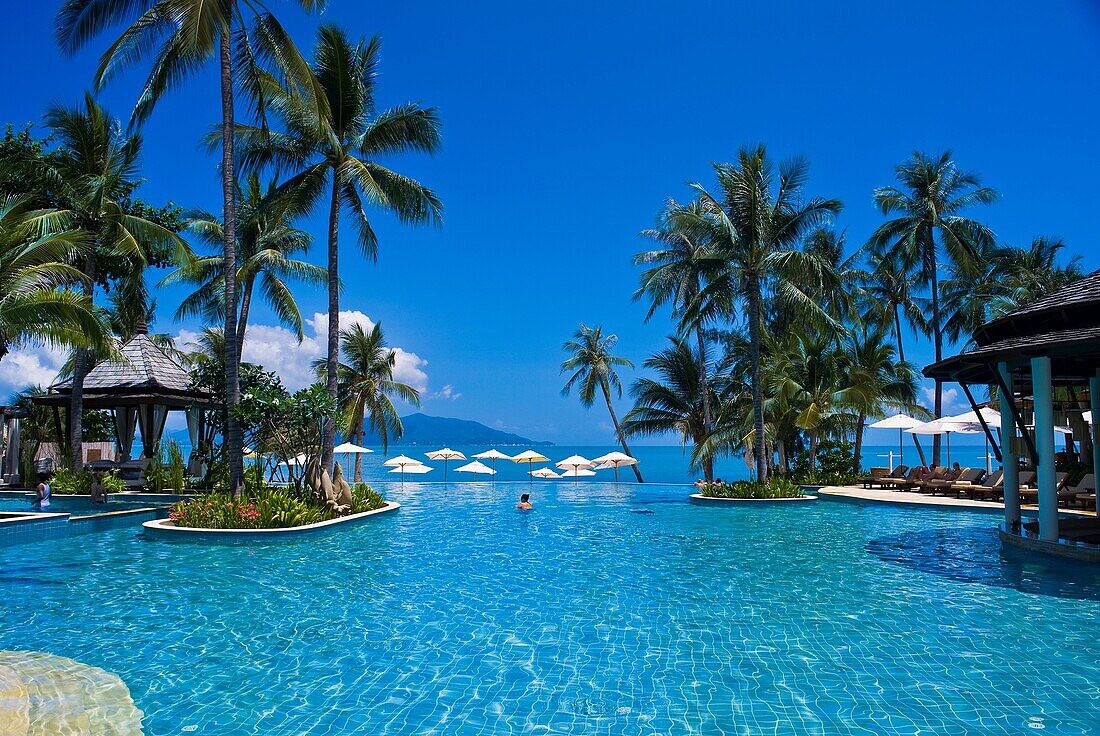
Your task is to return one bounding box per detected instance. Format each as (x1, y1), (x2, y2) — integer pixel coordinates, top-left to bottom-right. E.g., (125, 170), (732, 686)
(858, 255), (923, 363)
(0, 198), (106, 370)
(236, 26), (442, 471)
(622, 338), (720, 478)
(56, 0), (323, 494)
(312, 322), (419, 481)
(560, 324), (644, 482)
(634, 199), (731, 481)
(843, 325), (921, 472)
(869, 151), (997, 464)
(163, 174), (326, 344)
(690, 145), (842, 480)
(31, 94), (187, 468)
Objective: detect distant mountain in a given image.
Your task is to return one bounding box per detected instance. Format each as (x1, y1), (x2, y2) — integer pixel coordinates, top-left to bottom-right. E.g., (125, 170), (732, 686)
(359, 413), (552, 447)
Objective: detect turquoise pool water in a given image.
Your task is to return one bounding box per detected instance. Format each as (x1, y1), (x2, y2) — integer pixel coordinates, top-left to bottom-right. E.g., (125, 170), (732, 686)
(1, 481), (1098, 735)
(0, 496), (171, 513)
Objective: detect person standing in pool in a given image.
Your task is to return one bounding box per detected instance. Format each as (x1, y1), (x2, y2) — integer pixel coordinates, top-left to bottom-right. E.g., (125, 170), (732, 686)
(516, 493), (532, 510)
(33, 476), (51, 510)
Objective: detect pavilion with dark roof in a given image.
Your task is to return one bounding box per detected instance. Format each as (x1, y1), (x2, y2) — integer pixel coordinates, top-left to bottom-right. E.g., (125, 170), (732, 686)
(926, 270), (1100, 559)
(34, 324), (215, 472)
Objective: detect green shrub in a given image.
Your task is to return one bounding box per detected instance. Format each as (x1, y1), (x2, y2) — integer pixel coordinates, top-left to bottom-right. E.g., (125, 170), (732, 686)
(168, 483), (388, 529)
(699, 476), (804, 499)
(790, 470), (859, 487)
(100, 471), (127, 494)
(50, 468), (92, 495)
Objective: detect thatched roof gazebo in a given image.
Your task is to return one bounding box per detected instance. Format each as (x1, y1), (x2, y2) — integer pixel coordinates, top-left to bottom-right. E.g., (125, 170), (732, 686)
(34, 324), (215, 471)
(926, 270), (1100, 559)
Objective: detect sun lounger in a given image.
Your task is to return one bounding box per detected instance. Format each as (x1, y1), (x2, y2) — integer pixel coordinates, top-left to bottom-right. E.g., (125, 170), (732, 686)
(1065, 474), (1096, 509)
(1019, 472), (1067, 504)
(913, 468), (954, 493)
(885, 467), (922, 490)
(930, 467), (983, 496)
(863, 465), (909, 489)
(858, 467), (891, 488)
(958, 470), (1003, 500)
(896, 466), (946, 491)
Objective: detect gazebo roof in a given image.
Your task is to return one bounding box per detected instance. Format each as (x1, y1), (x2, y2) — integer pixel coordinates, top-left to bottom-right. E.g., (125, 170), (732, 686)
(926, 270), (1100, 386)
(40, 331), (213, 408)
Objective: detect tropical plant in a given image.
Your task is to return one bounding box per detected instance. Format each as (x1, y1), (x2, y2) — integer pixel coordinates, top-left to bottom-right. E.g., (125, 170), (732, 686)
(621, 337), (723, 479)
(858, 255), (923, 363)
(313, 321), (419, 481)
(698, 475), (803, 499)
(163, 173), (326, 344)
(868, 151), (997, 463)
(634, 199), (731, 480)
(560, 324), (644, 482)
(234, 25), (443, 472)
(0, 197), (106, 369)
(57, 0), (324, 495)
(689, 145), (842, 479)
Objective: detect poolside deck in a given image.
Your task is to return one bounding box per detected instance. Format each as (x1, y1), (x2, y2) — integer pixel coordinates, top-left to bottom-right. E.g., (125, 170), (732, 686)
(818, 486), (1096, 517)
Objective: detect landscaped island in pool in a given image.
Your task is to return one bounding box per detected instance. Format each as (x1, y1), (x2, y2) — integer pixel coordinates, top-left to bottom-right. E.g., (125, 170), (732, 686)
(1, 480), (1097, 734)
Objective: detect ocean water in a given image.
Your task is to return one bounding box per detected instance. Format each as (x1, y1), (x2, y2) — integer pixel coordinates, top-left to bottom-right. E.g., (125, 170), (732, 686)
(0, 481), (1097, 735)
(157, 433), (999, 486)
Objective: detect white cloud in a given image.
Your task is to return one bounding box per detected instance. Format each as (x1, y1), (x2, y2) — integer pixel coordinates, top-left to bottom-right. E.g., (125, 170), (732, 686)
(921, 384), (965, 415)
(429, 384), (461, 401)
(0, 344), (67, 395)
(178, 310), (431, 394)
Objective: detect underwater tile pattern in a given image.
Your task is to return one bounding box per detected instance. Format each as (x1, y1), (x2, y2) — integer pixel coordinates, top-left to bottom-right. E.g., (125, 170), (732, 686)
(0, 482), (1098, 735)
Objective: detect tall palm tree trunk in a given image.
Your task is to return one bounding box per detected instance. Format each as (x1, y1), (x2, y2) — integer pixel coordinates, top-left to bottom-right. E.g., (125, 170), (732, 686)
(930, 256), (943, 466)
(695, 324), (714, 481)
(853, 412), (866, 473)
(602, 386), (643, 483)
(236, 278), (254, 347)
(809, 430), (819, 471)
(69, 250), (96, 470)
(321, 167), (341, 472)
(220, 32), (244, 497)
(892, 303), (905, 364)
(353, 416), (364, 483)
(747, 275), (768, 480)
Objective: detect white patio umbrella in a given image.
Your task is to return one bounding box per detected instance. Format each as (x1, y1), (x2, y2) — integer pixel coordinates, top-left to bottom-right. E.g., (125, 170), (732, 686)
(388, 464), (432, 482)
(473, 448), (512, 475)
(455, 460), (496, 478)
(556, 455), (594, 485)
(513, 450), (550, 485)
(591, 451), (639, 483)
(907, 418), (981, 467)
(426, 448), (466, 483)
(947, 408), (1001, 474)
(868, 413), (925, 469)
(384, 454), (427, 484)
(559, 468), (596, 478)
(333, 441), (374, 479)
(529, 467), (560, 479)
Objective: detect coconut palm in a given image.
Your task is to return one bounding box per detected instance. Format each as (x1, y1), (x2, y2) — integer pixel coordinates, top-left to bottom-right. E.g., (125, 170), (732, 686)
(858, 254), (924, 363)
(236, 25), (442, 471)
(56, 0), (324, 494)
(869, 151), (997, 464)
(689, 145), (842, 480)
(30, 94), (187, 468)
(634, 199), (732, 480)
(560, 324), (644, 483)
(0, 198), (105, 369)
(622, 338), (722, 478)
(163, 174), (326, 345)
(312, 322), (419, 481)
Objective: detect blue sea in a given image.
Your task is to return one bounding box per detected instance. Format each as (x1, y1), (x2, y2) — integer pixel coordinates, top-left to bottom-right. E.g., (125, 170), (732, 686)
(158, 432), (996, 485)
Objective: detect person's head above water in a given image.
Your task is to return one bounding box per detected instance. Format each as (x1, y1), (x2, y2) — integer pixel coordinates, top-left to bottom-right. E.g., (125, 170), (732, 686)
(520, 493), (530, 503)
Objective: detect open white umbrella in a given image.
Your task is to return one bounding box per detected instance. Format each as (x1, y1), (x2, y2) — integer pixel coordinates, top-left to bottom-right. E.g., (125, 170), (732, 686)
(529, 467), (560, 479)
(868, 413), (925, 469)
(385, 454), (427, 484)
(334, 441), (374, 480)
(473, 448), (512, 475)
(388, 464), (432, 481)
(513, 449), (550, 485)
(556, 455), (594, 484)
(455, 460), (496, 477)
(947, 408), (1001, 473)
(907, 418), (981, 466)
(591, 451), (639, 483)
(426, 448), (466, 483)
(559, 468), (596, 478)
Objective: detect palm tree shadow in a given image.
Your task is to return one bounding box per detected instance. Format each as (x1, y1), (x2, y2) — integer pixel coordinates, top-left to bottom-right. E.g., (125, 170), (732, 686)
(865, 526), (1100, 601)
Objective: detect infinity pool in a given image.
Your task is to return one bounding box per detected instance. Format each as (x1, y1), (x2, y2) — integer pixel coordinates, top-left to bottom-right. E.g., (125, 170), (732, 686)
(1, 482), (1098, 735)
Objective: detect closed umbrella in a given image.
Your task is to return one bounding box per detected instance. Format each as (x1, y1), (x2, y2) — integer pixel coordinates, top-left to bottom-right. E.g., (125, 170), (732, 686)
(513, 450), (550, 485)
(455, 460), (496, 478)
(426, 448), (466, 483)
(591, 451), (638, 483)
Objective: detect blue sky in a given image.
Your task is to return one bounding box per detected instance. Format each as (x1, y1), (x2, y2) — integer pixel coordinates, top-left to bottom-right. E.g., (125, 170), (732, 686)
(1, 1), (1098, 445)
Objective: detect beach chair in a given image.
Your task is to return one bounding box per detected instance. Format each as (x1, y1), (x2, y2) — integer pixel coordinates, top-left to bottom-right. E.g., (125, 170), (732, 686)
(864, 465), (909, 489)
(911, 467), (951, 493)
(929, 467), (983, 496)
(960, 470), (1003, 501)
(1065, 474), (1095, 509)
(895, 466), (944, 491)
(1019, 472), (1067, 505)
(858, 467), (891, 488)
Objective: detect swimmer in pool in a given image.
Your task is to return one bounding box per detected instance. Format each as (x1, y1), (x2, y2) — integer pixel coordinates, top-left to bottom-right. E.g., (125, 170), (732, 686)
(516, 493), (532, 510)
